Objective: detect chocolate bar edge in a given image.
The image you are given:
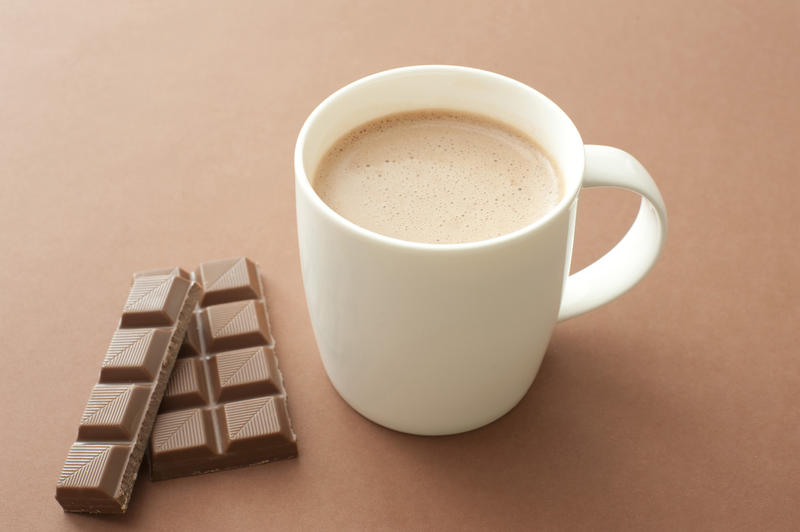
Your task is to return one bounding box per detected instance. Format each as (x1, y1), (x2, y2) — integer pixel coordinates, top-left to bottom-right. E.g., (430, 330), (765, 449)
(149, 443), (298, 481)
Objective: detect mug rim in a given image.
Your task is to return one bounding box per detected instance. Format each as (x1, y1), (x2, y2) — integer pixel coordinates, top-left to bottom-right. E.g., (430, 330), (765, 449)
(294, 64), (585, 251)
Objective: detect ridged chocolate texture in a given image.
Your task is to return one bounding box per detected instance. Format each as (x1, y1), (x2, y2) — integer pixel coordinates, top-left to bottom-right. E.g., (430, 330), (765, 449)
(149, 257), (297, 480)
(56, 270), (201, 514)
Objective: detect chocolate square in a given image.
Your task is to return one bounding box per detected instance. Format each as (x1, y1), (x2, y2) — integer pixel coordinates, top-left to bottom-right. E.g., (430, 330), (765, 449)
(177, 314), (201, 358)
(161, 358), (208, 410)
(208, 346), (281, 402)
(200, 300), (271, 353)
(121, 275), (191, 327)
(57, 444), (132, 510)
(100, 328), (171, 382)
(151, 408), (217, 460)
(77, 384), (151, 441)
(197, 257), (260, 306)
(217, 396), (294, 454)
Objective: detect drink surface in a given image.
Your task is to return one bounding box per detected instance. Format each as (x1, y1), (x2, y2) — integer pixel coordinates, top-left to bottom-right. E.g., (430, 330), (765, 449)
(312, 109), (562, 244)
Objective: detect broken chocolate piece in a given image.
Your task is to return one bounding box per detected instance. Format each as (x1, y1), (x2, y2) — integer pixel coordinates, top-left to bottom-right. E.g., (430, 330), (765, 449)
(150, 257), (297, 480)
(56, 270), (201, 513)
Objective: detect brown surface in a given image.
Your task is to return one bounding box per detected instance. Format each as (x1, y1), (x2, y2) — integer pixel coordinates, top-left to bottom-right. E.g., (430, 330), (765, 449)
(1, 1), (798, 530)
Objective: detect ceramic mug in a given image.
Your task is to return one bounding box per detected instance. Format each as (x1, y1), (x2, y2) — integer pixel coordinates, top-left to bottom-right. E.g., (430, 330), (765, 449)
(295, 65), (667, 435)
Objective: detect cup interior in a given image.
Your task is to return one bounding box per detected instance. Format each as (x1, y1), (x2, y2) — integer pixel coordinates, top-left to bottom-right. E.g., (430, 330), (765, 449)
(295, 65), (585, 246)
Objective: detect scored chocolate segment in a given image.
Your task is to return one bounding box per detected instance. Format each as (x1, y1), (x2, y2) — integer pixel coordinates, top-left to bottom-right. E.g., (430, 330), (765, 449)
(200, 299), (272, 353)
(161, 358), (208, 410)
(150, 257), (297, 480)
(217, 396), (295, 455)
(100, 328), (171, 382)
(58, 444), (131, 512)
(77, 385), (151, 441)
(197, 256), (260, 306)
(178, 314), (202, 358)
(209, 346), (281, 402)
(120, 274), (189, 327)
(151, 408), (217, 461)
(56, 270), (200, 513)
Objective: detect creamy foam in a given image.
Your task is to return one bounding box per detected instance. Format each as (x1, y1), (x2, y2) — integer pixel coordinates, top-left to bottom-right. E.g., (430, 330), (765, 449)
(312, 110), (562, 244)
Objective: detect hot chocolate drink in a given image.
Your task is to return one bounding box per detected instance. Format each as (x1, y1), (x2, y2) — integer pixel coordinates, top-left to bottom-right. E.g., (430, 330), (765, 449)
(312, 110), (562, 244)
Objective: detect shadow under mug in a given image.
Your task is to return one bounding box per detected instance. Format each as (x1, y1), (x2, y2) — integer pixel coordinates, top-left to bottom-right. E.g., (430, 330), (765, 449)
(295, 65), (667, 435)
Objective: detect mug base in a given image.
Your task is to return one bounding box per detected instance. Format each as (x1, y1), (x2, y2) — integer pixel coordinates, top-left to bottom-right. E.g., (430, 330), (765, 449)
(326, 372), (537, 436)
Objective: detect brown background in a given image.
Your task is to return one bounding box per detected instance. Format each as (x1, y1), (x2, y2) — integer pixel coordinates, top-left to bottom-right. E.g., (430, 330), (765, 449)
(1, 1), (798, 530)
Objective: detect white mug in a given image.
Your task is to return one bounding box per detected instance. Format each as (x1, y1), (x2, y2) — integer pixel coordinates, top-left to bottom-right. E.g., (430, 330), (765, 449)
(294, 66), (667, 435)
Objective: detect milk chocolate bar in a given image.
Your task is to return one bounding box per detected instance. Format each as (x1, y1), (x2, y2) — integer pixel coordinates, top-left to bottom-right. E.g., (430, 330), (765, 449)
(56, 269), (201, 513)
(149, 257), (297, 480)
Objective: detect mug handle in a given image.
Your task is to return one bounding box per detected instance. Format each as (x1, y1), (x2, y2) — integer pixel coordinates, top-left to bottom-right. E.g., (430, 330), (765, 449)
(558, 145), (668, 321)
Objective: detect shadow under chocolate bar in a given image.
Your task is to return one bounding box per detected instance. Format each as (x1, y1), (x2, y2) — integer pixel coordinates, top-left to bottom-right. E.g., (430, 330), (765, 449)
(149, 257), (298, 480)
(56, 269), (202, 513)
